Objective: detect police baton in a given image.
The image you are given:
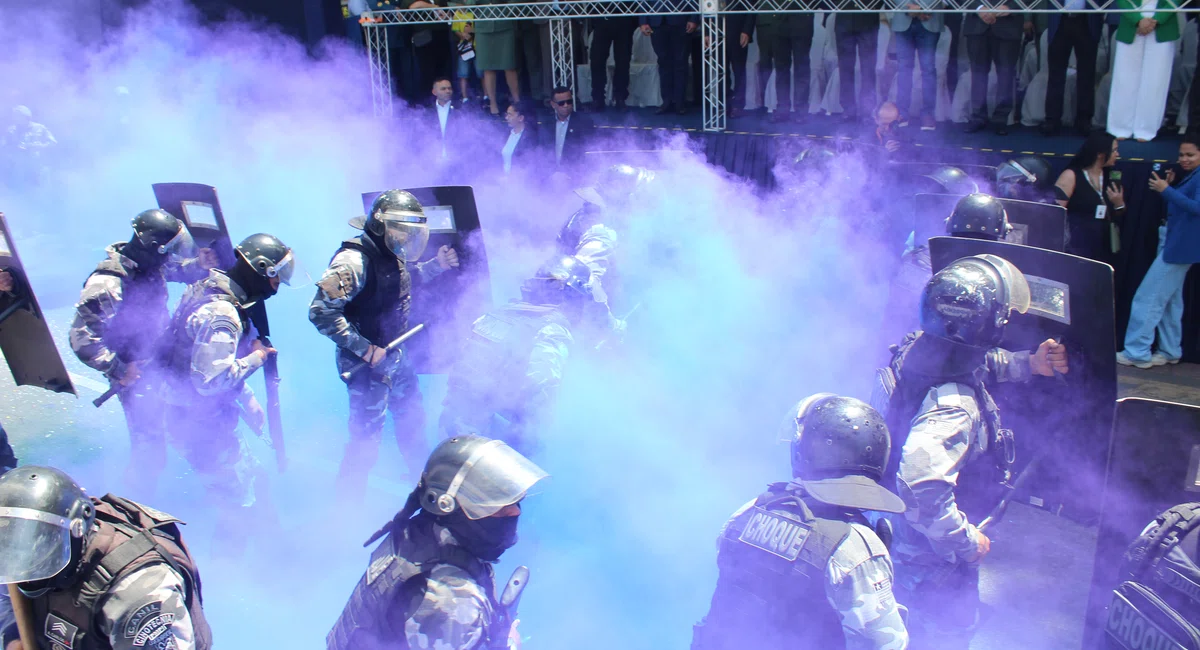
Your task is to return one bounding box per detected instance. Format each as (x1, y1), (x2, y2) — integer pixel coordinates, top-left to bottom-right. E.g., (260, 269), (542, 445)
(339, 323), (425, 382)
(979, 453), (1044, 533)
(8, 583), (37, 650)
(93, 384), (121, 408)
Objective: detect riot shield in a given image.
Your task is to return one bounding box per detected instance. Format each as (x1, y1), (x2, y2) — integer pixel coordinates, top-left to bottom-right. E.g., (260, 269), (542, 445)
(929, 237), (1116, 522)
(914, 193), (1068, 251)
(360, 186), (492, 374)
(151, 183), (237, 269)
(0, 213), (75, 394)
(1084, 398), (1200, 649)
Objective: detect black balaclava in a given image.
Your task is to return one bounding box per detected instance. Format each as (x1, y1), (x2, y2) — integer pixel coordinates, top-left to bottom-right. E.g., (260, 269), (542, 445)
(119, 238), (166, 273)
(445, 510), (520, 562)
(226, 257), (277, 304)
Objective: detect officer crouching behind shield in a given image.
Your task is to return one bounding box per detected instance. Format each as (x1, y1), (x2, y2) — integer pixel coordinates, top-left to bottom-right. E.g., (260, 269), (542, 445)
(327, 435), (547, 650)
(873, 255), (1068, 648)
(438, 254), (593, 457)
(309, 190), (459, 505)
(691, 395), (910, 650)
(0, 466), (212, 650)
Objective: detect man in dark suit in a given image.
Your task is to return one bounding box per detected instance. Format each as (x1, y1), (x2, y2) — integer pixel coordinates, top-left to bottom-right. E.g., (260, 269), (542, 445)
(726, 10), (757, 118)
(1041, 9), (1102, 136)
(640, 3), (699, 115)
(832, 5), (883, 124)
(429, 77), (461, 161)
(964, 3), (1033, 135)
(589, 17), (638, 111)
(547, 86), (596, 172)
(756, 0), (815, 124)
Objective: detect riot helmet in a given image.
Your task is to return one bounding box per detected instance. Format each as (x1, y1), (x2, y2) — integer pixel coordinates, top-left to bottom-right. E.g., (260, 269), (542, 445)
(418, 436), (548, 520)
(125, 209), (196, 270)
(520, 254), (594, 313)
(923, 166), (979, 196)
(920, 254), (1031, 347)
(996, 156), (1054, 200)
(0, 466), (95, 592)
(229, 233), (295, 304)
(574, 164), (655, 211)
(357, 190), (430, 262)
(783, 394), (905, 513)
(792, 146), (838, 175)
(945, 193), (1012, 241)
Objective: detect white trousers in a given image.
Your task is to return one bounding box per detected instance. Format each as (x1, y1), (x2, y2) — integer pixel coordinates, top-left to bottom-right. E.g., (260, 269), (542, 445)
(1107, 34), (1177, 140)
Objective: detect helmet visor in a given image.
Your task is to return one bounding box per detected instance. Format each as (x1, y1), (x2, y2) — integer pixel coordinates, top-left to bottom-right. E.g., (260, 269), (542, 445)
(447, 440), (549, 520)
(997, 162), (1035, 185)
(162, 226), (197, 262)
(384, 220), (430, 261)
(266, 249), (296, 286)
(977, 254), (1031, 315)
(0, 507), (72, 584)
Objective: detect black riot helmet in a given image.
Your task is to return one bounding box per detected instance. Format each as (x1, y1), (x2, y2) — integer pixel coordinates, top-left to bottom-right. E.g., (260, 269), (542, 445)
(124, 209), (196, 269)
(228, 233), (295, 304)
(920, 254), (1031, 347)
(945, 193), (1012, 241)
(357, 190), (430, 262)
(0, 466), (96, 593)
(995, 156), (1054, 200)
(792, 146), (838, 177)
(417, 435), (548, 520)
(520, 254), (594, 314)
(574, 164), (655, 210)
(924, 166), (979, 196)
(783, 394), (905, 513)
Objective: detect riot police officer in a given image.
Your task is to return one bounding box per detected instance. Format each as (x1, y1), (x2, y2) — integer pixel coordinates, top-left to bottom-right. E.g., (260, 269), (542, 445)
(691, 394), (909, 650)
(68, 209), (216, 499)
(874, 255), (1068, 647)
(0, 466), (211, 650)
(995, 156), (1055, 203)
(0, 426), (14, 644)
(327, 435), (548, 650)
(439, 254), (594, 456)
(309, 190), (459, 503)
(161, 232), (294, 559)
(558, 163), (654, 326)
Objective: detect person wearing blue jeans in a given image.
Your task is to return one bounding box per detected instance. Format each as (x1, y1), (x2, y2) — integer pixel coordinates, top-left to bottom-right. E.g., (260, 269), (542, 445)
(1119, 136), (1200, 368)
(890, 1), (943, 130)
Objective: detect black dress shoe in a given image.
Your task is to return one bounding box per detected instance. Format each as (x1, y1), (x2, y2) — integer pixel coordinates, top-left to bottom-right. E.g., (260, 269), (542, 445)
(964, 119), (987, 134)
(615, 100), (627, 110)
(655, 103), (674, 115)
(769, 111), (790, 124)
(676, 106), (688, 116)
(1040, 120), (1061, 136)
(1074, 121), (1093, 136)
(994, 122), (1009, 136)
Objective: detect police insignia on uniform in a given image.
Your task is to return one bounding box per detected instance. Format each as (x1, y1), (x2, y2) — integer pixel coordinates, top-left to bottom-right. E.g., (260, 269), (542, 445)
(44, 613), (78, 649)
(1106, 590), (1189, 650)
(124, 601), (177, 649)
(738, 508), (811, 561)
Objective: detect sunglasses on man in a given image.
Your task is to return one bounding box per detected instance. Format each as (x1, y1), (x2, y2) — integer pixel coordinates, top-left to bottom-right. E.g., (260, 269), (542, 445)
(553, 98), (573, 106)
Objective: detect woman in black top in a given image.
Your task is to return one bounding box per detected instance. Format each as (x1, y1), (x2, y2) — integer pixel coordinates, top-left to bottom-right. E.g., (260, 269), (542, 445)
(1055, 132), (1126, 266)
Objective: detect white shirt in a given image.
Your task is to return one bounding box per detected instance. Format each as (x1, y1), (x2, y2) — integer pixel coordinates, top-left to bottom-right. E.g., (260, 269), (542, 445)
(436, 100), (452, 138)
(555, 115), (570, 164)
(502, 129), (524, 174)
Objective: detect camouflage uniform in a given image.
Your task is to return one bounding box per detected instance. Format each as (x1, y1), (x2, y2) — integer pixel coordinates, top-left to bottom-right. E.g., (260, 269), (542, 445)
(557, 205), (623, 331)
(326, 512), (503, 650)
(69, 245), (207, 499)
(888, 347), (1033, 647)
(161, 269), (271, 556)
(309, 243), (446, 500)
(692, 488), (909, 650)
(439, 301), (574, 456)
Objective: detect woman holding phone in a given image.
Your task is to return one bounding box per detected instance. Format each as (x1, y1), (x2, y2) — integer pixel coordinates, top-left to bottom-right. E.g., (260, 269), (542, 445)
(1055, 132), (1126, 265)
(1117, 134), (1200, 368)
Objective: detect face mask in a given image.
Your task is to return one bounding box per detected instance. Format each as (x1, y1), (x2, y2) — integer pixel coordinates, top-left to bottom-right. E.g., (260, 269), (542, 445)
(449, 513), (520, 562)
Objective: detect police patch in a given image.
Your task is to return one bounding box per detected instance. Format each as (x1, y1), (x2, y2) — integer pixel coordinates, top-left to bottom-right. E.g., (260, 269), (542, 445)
(738, 507), (811, 561)
(44, 612), (77, 649)
(1106, 590), (1189, 650)
(123, 601), (177, 649)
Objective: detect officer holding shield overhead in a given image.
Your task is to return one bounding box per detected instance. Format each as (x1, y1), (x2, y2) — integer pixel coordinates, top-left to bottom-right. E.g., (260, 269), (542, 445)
(872, 255), (1068, 648)
(309, 190), (460, 505)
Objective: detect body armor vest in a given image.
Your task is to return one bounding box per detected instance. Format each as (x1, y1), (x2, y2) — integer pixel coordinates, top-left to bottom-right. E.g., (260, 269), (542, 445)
(873, 332), (1012, 520)
(86, 247), (169, 363)
(160, 273), (251, 403)
(692, 482), (858, 650)
(446, 302), (571, 414)
(339, 235), (412, 349)
(32, 495), (212, 650)
(556, 204), (602, 256)
(327, 513), (498, 650)
(1107, 504), (1200, 650)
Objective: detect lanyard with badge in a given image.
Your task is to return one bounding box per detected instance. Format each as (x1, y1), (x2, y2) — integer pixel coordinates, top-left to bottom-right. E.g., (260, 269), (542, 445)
(1085, 169), (1107, 220)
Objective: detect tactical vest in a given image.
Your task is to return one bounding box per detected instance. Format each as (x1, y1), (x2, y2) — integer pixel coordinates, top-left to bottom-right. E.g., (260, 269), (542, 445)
(446, 302), (570, 414)
(339, 235), (412, 349)
(85, 248), (169, 363)
(32, 495), (212, 650)
(556, 204), (602, 256)
(691, 482), (859, 650)
(872, 332), (1013, 519)
(1107, 504), (1200, 650)
(159, 273), (251, 402)
(327, 514), (499, 650)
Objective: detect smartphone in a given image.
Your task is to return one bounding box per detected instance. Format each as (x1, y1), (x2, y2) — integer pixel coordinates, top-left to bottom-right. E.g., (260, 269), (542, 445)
(1110, 170), (1123, 191)
(1152, 163), (1165, 175)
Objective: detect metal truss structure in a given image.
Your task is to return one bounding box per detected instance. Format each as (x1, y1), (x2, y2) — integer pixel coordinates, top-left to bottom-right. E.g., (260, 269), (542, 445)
(362, 1), (1194, 132)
